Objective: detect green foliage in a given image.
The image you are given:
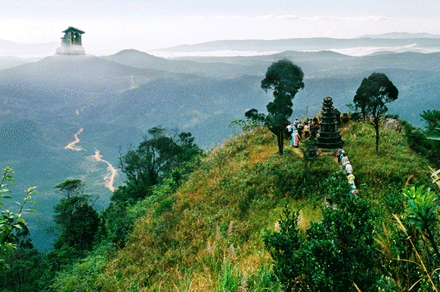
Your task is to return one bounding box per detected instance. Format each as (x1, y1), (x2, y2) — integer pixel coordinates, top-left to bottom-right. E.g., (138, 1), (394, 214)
(51, 179), (99, 253)
(0, 248), (52, 291)
(0, 167), (37, 270)
(50, 244), (111, 292)
(228, 118), (263, 135)
(215, 258), (242, 292)
(98, 200), (133, 248)
(421, 109), (440, 136)
(354, 72), (399, 119)
(246, 59), (304, 155)
(98, 129), (201, 250)
(403, 185), (437, 232)
(118, 127), (201, 202)
(263, 209), (302, 291)
(55, 179), (83, 198)
(403, 185), (440, 260)
(264, 173), (381, 292)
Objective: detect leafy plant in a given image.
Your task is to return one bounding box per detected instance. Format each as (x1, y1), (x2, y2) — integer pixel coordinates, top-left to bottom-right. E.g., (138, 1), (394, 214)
(0, 167), (37, 269)
(403, 185), (440, 259)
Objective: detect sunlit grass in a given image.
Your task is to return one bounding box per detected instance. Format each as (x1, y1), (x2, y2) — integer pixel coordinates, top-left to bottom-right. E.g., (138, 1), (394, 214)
(54, 120), (437, 291)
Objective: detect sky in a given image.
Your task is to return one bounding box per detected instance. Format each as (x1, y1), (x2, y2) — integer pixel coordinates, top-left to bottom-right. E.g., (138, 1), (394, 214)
(1, 0), (440, 55)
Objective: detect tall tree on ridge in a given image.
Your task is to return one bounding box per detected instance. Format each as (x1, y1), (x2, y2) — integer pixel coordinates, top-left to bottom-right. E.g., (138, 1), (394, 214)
(246, 59), (304, 155)
(353, 72), (398, 152)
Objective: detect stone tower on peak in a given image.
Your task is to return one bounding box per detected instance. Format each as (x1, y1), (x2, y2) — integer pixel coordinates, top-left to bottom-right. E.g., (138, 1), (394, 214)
(56, 27), (85, 55)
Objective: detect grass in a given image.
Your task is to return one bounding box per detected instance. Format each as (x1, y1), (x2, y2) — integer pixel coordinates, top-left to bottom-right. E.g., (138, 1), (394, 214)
(52, 120), (437, 291)
(339, 120), (436, 216)
(84, 127), (334, 291)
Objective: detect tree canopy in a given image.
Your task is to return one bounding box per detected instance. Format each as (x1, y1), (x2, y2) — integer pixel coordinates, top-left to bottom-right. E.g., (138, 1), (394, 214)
(118, 127), (200, 201)
(55, 179), (84, 198)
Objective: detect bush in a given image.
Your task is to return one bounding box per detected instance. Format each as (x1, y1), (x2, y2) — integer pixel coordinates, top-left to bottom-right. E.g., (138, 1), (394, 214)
(264, 173), (382, 291)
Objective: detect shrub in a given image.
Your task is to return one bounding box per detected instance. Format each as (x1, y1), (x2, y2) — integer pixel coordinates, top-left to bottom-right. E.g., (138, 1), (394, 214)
(264, 173), (382, 292)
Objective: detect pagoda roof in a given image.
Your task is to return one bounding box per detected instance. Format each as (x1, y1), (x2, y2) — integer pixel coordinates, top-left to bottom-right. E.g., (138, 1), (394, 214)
(62, 27), (85, 34)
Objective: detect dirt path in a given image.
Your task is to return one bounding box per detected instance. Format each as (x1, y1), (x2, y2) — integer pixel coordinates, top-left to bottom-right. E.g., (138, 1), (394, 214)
(130, 74), (136, 89)
(64, 128), (84, 151)
(91, 149), (117, 192)
(291, 146), (303, 157)
(65, 128), (117, 192)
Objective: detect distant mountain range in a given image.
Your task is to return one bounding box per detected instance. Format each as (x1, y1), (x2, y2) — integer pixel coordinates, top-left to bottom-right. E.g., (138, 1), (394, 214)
(0, 39), (58, 57)
(358, 32), (440, 39)
(152, 33), (440, 56)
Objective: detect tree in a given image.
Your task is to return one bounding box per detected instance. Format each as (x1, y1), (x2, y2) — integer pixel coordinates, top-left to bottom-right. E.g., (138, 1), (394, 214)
(118, 127), (200, 201)
(353, 72), (398, 152)
(246, 59), (304, 155)
(51, 179), (99, 253)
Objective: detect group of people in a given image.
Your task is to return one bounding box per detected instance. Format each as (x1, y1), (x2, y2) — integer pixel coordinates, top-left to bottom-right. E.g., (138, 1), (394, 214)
(336, 148), (357, 194)
(286, 118), (320, 148)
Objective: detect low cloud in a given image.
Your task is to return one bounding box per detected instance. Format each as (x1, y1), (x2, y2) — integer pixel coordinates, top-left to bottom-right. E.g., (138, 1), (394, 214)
(213, 14), (391, 22)
(312, 16), (392, 22)
(217, 15), (248, 19)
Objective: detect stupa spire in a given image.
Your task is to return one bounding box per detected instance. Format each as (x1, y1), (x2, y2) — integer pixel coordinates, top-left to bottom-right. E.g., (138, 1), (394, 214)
(315, 96), (344, 149)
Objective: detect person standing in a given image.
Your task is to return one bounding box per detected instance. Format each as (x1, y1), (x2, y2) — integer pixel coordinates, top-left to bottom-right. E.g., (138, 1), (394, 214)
(345, 162), (353, 175)
(336, 149), (344, 163)
(286, 122), (293, 133)
(341, 155), (349, 169)
(292, 130), (301, 148)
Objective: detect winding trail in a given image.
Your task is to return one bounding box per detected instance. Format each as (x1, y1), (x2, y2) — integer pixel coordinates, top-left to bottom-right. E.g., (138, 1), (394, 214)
(64, 128), (84, 151)
(130, 74), (136, 89)
(64, 128), (117, 192)
(91, 149), (117, 192)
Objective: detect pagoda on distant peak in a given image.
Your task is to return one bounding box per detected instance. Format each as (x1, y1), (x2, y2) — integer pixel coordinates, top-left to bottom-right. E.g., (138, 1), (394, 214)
(56, 27), (85, 55)
(315, 96), (344, 150)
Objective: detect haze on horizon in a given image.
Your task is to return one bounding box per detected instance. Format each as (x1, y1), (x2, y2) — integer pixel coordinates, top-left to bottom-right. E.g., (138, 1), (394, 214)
(1, 0), (440, 56)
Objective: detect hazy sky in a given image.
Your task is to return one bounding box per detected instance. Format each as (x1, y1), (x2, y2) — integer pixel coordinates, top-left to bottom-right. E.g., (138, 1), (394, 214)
(1, 0), (440, 55)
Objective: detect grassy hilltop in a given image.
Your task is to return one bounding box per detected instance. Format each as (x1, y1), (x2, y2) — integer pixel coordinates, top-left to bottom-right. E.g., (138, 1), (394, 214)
(49, 118), (438, 292)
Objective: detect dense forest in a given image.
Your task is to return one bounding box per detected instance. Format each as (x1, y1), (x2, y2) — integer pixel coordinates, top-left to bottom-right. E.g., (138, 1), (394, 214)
(1, 57), (440, 291)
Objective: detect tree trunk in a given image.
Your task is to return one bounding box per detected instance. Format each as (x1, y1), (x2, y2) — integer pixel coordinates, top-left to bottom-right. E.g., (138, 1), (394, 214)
(375, 119), (380, 153)
(277, 131), (284, 155)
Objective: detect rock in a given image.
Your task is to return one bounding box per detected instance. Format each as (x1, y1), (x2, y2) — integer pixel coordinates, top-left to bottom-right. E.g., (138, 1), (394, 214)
(383, 118), (403, 132)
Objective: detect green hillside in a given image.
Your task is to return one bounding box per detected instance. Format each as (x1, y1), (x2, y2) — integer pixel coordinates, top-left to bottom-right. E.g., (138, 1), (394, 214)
(47, 119), (438, 291)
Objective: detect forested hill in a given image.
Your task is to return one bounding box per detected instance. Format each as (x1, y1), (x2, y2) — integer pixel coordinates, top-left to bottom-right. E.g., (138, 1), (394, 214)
(34, 118), (438, 292)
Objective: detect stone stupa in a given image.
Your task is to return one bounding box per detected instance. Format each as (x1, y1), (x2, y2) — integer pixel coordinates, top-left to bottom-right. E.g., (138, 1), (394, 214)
(315, 96), (344, 150)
